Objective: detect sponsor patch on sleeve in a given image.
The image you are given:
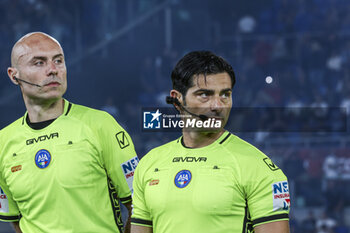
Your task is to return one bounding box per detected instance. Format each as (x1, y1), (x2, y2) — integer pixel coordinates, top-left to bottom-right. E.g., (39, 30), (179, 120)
(121, 156), (139, 190)
(272, 181), (290, 211)
(0, 187), (9, 213)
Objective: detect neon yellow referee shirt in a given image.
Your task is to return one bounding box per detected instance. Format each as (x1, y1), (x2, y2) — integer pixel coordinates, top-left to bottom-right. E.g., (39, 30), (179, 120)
(0, 99), (138, 233)
(131, 131), (290, 233)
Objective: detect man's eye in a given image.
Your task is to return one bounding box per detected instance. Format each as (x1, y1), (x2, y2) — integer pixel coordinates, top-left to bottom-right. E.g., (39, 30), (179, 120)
(34, 61), (44, 66)
(54, 59), (63, 64)
(222, 92), (231, 98)
(200, 93), (208, 98)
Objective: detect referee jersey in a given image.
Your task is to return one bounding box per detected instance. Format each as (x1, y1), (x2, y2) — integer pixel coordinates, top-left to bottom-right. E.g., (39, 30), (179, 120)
(131, 131), (290, 233)
(0, 99), (138, 233)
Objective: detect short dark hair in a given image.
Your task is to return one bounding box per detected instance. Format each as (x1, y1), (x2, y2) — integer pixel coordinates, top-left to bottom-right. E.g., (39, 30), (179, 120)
(171, 51), (236, 96)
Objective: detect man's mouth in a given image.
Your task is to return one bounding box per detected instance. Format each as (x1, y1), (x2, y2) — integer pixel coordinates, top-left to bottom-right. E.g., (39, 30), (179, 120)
(205, 116), (223, 121)
(45, 81), (60, 87)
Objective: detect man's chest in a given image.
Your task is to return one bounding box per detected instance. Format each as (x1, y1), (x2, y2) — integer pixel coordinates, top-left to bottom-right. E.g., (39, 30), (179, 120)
(1, 130), (102, 202)
(143, 154), (246, 216)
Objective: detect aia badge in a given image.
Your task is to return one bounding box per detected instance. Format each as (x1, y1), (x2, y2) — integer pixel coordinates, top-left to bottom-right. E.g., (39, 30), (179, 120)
(174, 170), (192, 188)
(272, 181), (290, 211)
(35, 149), (52, 169)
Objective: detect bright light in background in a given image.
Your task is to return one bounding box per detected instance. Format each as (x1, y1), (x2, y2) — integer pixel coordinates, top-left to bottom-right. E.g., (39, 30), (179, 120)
(265, 76), (273, 84)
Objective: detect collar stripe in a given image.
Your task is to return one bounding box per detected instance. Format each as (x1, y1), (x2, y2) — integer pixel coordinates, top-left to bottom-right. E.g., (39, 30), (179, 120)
(65, 102), (72, 116)
(219, 132), (231, 144)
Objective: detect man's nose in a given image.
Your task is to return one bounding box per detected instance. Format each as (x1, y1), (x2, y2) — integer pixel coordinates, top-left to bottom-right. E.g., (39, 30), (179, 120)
(47, 61), (58, 76)
(210, 96), (224, 111)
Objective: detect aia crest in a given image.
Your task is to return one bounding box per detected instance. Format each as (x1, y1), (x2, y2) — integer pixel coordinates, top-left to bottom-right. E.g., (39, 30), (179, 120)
(174, 170), (192, 188)
(35, 149), (51, 169)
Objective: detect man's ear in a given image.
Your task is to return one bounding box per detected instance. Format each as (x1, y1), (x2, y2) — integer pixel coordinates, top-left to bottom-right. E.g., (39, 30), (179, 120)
(7, 67), (19, 85)
(170, 90), (183, 111)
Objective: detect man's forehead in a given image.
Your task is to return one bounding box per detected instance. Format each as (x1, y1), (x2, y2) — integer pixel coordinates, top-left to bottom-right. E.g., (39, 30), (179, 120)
(25, 34), (60, 47)
(11, 33), (63, 65)
(16, 48), (62, 67)
(192, 73), (231, 88)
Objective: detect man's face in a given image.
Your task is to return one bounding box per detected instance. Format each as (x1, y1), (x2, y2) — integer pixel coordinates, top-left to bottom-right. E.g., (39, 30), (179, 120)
(13, 35), (67, 102)
(183, 72), (232, 130)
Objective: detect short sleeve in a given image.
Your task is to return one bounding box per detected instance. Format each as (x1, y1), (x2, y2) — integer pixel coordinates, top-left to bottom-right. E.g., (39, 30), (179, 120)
(244, 156), (290, 227)
(130, 159), (152, 228)
(0, 173), (20, 222)
(98, 112), (138, 203)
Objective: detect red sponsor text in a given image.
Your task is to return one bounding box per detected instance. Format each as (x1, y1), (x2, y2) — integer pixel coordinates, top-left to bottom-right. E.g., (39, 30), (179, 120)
(274, 193), (290, 199)
(126, 171), (134, 178)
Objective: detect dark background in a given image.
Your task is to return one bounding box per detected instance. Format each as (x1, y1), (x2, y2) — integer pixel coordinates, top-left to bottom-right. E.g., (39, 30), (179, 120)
(1, 0), (350, 232)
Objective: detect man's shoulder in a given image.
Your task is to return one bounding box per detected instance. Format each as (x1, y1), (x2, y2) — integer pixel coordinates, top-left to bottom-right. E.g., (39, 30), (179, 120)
(223, 133), (268, 161)
(69, 102), (110, 120)
(68, 102), (120, 127)
(67, 102), (129, 141)
(140, 138), (178, 164)
(0, 117), (24, 137)
(227, 134), (285, 177)
(150, 138), (178, 153)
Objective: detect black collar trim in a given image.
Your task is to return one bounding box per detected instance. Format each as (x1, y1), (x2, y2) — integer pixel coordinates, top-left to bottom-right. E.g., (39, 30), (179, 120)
(219, 132), (231, 144)
(180, 137), (192, 148)
(65, 102), (72, 116)
(26, 116), (57, 130)
(180, 131), (231, 148)
(23, 101), (71, 129)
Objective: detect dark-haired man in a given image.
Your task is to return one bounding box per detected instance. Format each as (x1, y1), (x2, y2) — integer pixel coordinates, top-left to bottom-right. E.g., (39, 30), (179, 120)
(131, 51), (290, 233)
(0, 32), (137, 233)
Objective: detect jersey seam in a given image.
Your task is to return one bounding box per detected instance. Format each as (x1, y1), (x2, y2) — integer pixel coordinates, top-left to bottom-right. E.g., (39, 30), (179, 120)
(67, 105), (104, 167)
(237, 136), (269, 160)
(219, 138), (244, 195)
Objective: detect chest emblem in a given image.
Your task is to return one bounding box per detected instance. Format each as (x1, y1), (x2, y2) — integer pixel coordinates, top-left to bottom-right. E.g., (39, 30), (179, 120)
(35, 149), (52, 169)
(11, 165), (22, 173)
(149, 179), (160, 186)
(174, 170), (192, 188)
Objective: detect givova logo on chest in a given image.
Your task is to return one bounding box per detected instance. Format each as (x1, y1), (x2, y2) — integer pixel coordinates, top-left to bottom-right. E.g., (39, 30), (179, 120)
(172, 157), (207, 162)
(26, 132), (59, 145)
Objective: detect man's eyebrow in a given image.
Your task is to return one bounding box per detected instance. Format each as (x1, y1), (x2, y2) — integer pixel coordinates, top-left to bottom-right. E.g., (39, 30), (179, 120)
(193, 89), (214, 94)
(193, 88), (232, 94)
(52, 54), (64, 59)
(220, 88), (232, 93)
(30, 56), (47, 61)
(30, 54), (63, 61)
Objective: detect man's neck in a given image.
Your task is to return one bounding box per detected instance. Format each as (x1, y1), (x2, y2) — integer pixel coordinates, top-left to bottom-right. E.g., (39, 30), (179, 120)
(24, 98), (64, 123)
(182, 129), (225, 148)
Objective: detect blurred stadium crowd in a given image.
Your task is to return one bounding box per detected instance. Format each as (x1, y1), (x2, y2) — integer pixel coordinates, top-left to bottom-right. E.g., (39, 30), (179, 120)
(1, 0), (350, 232)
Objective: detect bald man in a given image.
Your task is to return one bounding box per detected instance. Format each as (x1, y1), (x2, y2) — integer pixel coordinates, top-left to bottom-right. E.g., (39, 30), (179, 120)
(0, 32), (138, 233)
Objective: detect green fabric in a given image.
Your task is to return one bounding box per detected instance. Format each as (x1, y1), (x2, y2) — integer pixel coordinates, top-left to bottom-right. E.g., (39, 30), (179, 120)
(132, 131), (289, 233)
(0, 99), (137, 233)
